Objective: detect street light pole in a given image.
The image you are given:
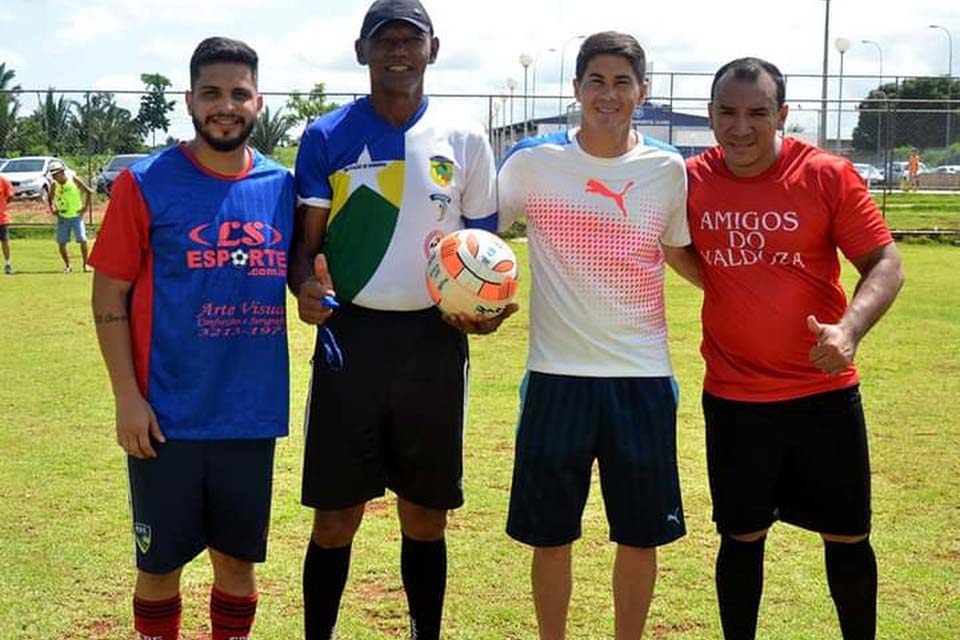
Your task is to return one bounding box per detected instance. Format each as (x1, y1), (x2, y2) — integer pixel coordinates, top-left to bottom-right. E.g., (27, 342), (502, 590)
(835, 37), (850, 155)
(559, 35), (586, 124)
(930, 24), (954, 148)
(819, 0), (832, 148)
(531, 47), (555, 127)
(861, 39), (883, 83)
(862, 39), (885, 167)
(505, 78), (517, 144)
(519, 53), (532, 137)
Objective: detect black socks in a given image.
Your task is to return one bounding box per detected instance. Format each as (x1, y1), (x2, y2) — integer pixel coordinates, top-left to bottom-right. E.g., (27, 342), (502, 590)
(716, 535), (766, 640)
(825, 538), (877, 640)
(303, 541), (352, 640)
(401, 534), (447, 640)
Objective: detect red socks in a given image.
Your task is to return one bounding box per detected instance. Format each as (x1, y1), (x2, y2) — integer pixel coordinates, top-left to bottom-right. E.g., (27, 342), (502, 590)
(133, 588), (257, 639)
(210, 587), (258, 640)
(133, 594), (182, 640)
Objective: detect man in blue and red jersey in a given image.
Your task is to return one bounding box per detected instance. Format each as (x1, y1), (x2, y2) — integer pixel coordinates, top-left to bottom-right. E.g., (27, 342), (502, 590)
(288, 1), (514, 638)
(686, 57), (904, 640)
(89, 37), (295, 640)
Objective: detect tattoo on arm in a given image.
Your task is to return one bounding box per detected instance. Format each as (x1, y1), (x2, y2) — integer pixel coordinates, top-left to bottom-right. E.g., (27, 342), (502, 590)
(94, 312), (129, 325)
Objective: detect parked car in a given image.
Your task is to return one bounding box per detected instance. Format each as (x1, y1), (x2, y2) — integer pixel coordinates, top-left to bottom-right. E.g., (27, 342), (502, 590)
(97, 153), (148, 195)
(853, 163), (885, 186)
(0, 158), (8, 171)
(0, 156), (65, 201)
(934, 165), (960, 174)
(889, 160), (931, 182)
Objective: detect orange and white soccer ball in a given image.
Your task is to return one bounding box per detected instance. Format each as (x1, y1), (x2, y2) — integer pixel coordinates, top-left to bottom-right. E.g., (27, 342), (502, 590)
(426, 229), (519, 320)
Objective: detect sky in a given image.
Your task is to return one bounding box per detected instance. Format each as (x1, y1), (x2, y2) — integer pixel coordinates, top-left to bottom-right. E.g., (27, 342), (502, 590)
(0, 0), (957, 140)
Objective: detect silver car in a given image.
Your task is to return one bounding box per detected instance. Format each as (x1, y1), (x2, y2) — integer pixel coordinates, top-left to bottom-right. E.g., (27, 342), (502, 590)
(0, 156), (65, 200)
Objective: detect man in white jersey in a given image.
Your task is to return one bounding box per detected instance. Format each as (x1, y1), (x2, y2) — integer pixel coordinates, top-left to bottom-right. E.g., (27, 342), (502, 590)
(498, 32), (701, 639)
(288, 1), (514, 638)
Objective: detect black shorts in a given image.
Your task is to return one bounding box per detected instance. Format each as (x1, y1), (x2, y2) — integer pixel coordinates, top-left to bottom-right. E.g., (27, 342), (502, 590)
(0, 224), (9, 241)
(127, 438), (276, 574)
(302, 303), (468, 511)
(704, 386), (871, 536)
(507, 373), (685, 548)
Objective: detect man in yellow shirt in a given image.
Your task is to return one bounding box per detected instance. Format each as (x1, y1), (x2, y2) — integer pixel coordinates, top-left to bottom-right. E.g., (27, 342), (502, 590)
(47, 161), (93, 272)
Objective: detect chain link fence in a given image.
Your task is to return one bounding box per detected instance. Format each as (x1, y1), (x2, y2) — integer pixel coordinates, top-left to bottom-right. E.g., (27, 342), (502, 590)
(0, 71), (957, 232)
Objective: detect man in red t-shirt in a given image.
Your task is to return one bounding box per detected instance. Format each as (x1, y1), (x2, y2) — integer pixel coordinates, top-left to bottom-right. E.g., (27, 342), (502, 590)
(0, 174), (14, 274)
(686, 57), (903, 640)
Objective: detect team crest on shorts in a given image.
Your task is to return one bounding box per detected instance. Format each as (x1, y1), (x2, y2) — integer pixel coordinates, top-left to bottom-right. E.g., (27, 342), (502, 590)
(429, 156), (454, 188)
(134, 522), (152, 554)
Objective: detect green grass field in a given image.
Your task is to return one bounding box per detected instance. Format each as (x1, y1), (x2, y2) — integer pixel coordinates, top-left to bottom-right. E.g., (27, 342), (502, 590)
(0, 239), (958, 639)
(873, 193), (960, 230)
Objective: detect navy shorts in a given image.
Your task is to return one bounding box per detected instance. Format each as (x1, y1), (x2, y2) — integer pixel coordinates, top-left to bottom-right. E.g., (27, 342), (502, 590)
(507, 372), (685, 548)
(0, 224), (9, 241)
(302, 303), (468, 511)
(704, 385), (871, 536)
(127, 438), (276, 574)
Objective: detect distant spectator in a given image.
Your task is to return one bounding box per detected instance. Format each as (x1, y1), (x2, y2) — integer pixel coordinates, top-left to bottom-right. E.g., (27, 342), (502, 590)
(47, 161), (92, 273)
(907, 151), (920, 192)
(0, 173), (13, 274)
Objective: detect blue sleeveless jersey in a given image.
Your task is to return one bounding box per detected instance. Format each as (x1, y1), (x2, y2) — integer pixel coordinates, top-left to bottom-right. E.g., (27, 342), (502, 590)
(90, 145), (295, 440)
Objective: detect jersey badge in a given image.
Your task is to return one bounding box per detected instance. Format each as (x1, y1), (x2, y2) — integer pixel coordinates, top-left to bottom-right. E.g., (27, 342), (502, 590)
(430, 155), (454, 188)
(429, 193), (451, 221)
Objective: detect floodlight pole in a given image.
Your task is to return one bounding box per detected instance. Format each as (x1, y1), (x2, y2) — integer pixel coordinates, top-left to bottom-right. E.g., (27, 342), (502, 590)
(835, 38), (850, 154)
(930, 25), (954, 148)
(862, 40), (884, 167)
(818, 0), (831, 148)
(558, 35), (586, 125)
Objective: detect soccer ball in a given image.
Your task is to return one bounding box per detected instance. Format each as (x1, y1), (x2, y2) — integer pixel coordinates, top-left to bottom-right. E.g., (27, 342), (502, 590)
(230, 249), (249, 268)
(426, 229), (519, 320)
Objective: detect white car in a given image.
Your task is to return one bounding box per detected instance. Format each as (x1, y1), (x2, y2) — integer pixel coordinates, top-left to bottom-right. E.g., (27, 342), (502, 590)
(0, 156), (66, 200)
(853, 163), (885, 186)
(934, 165), (960, 174)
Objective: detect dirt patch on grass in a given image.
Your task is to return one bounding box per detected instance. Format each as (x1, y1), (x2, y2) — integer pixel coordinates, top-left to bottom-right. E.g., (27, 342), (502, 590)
(7, 199), (108, 225)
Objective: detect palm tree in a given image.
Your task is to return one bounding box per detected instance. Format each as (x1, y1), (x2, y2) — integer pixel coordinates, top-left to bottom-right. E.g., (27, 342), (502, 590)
(249, 106), (293, 155)
(0, 63), (22, 154)
(34, 89), (73, 155)
(72, 93), (140, 154)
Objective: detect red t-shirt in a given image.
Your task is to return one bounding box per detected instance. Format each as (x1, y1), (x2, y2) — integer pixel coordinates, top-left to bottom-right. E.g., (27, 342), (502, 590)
(686, 137), (893, 402)
(0, 176), (13, 225)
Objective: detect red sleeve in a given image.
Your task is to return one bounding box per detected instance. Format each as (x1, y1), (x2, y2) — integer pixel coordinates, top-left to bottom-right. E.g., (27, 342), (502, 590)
(88, 170), (151, 281)
(826, 160), (894, 260)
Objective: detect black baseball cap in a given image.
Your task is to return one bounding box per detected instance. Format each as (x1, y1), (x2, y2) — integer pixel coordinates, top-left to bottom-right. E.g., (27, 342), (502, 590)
(360, 0), (433, 39)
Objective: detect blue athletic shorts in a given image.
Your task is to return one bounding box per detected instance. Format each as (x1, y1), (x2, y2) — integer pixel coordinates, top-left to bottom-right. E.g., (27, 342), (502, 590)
(127, 438), (276, 574)
(507, 372), (686, 548)
(56, 215), (86, 243)
(0, 224), (9, 241)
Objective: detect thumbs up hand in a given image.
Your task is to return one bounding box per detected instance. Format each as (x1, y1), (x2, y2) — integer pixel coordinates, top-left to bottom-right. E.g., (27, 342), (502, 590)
(806, 314), (857, 377)
(297, 253), (337, 325)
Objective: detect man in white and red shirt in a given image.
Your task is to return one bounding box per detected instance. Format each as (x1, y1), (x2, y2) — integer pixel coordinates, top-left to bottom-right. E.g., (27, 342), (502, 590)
(499, 32), (701, 639)
(687, 57), (904, 640)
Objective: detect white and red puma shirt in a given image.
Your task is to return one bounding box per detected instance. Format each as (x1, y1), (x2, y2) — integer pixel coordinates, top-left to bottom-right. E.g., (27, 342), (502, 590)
(498, 129), (690, 377)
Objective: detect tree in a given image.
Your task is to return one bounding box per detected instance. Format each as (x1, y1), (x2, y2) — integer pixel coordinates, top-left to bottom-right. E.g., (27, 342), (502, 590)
(852, 77), (960, 151)
(34, 89), (73, 155)
(284, 83), (339, 127)
(0, 63), (22, 155)
(74, 93), (142, 154)
(249, 106), (294, 155)
(136, 73), (176, 147)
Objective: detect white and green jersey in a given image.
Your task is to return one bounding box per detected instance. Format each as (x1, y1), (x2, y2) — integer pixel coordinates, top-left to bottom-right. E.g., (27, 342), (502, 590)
(295, 97), (497, 311)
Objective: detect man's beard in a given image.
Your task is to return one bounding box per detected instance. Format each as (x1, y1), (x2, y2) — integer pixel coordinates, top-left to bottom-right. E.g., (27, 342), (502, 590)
(191, 114), (255, 152)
